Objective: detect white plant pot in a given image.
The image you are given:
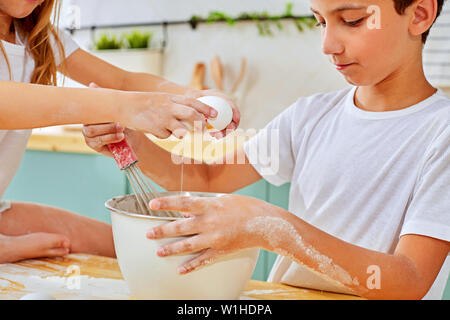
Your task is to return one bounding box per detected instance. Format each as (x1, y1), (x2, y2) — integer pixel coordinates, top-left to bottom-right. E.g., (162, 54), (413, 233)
(106, 192), (259, 300)
(91, 48), (163, 76)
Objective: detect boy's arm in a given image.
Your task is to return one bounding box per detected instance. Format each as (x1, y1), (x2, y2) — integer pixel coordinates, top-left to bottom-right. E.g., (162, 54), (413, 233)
(72, 48), (257, 191)
(123, 129), (262, 193)
(147, 195), (449, 300)
(278, 207), (450, 299)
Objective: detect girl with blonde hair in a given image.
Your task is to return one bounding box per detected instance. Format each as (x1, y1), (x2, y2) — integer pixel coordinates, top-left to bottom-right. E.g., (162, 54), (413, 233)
(0, 0), (239, 263)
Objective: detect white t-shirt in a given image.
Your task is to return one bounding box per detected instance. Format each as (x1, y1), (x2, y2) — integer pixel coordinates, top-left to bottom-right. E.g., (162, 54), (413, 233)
(244, 86), (450, 299)
(0, 24), (79, 200)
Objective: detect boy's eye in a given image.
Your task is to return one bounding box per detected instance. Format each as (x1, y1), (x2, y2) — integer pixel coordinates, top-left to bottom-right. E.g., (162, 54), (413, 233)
(344, 18), (364, 26)
(315, 21), (326, 28)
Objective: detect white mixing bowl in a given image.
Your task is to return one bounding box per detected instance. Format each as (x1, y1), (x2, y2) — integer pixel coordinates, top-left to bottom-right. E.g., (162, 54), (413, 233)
(105, 192), (259, 300)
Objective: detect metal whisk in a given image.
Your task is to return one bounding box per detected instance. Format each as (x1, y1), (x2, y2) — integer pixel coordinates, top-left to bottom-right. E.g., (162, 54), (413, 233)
(108, 139), (180, 218)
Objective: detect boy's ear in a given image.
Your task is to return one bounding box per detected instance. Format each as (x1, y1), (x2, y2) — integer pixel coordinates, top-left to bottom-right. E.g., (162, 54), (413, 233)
(408, 0), (438, 37)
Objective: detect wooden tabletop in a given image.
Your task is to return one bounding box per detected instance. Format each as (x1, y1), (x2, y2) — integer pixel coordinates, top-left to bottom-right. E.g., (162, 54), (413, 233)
(0, 254), (364, 300)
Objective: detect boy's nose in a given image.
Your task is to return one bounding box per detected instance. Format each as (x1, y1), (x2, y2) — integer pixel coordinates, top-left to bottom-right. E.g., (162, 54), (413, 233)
(321, 29), (345, 56)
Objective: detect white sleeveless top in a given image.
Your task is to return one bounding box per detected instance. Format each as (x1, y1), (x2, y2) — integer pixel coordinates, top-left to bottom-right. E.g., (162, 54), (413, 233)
(0, 23), (79, 200)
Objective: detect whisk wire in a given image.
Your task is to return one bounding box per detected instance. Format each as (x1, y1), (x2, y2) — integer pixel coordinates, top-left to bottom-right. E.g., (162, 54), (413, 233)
(108, 139), (182, 218)
(128, 165), (179, 218)
(126, 170), (151, 215)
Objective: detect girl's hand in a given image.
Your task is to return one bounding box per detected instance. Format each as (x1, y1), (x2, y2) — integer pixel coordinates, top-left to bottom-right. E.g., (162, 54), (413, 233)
(185, 89), (241, 139)
(90, 83), (218, 139)
(146, 195), (280, 275)
(121, 91), (218, 139)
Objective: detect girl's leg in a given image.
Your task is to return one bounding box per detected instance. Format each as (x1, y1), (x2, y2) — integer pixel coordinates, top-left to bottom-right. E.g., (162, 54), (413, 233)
(0, 202), (115, 262)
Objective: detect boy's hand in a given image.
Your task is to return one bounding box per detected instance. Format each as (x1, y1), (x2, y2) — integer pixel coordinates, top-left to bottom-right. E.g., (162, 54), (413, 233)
(146, 195), (279, 275)
(82, 122), (125, 157)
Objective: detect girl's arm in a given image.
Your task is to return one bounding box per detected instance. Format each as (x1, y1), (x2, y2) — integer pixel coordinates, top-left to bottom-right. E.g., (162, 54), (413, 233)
(0, 80), (214, 138)
(60, 48), (187, 94)
(0, 80), (119, 129)
(61, 49), (240, 132)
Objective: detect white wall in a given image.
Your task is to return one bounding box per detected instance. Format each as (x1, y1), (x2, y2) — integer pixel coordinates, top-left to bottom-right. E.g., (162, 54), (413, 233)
(62, 0), (313, 27)
(62, 0), (348, 129)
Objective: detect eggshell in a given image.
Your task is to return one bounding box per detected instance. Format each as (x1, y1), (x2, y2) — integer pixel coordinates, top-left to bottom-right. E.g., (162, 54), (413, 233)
(197, 96), (233, 131)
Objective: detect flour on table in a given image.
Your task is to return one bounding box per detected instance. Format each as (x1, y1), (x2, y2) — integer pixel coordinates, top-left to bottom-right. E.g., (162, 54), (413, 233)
(242, 289), (283, 295)
(0, 273), (130, 300)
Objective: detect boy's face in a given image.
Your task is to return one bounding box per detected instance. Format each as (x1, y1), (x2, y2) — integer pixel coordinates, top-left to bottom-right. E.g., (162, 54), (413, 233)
(310, 0), (419, 86)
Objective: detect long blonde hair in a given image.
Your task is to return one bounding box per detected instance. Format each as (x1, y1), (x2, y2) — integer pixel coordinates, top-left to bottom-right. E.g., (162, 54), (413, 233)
(0, 0), (66, 85)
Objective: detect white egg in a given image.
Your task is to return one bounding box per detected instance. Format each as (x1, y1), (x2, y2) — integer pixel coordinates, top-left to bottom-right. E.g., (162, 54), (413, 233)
(197, 96), (233, 131)
(20, 292), (55, 300)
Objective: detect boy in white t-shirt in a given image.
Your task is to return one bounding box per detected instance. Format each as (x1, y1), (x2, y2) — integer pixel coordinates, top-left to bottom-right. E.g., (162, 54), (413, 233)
(84, 0), (449, 299)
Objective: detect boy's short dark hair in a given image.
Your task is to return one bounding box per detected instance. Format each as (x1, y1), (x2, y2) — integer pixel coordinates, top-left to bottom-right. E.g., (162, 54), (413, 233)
(393, 0), (445, 43)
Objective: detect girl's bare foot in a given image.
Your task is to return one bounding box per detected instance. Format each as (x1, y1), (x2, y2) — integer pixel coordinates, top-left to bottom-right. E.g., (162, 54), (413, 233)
(0, 232), (71, 264)
(0, 202), (115, 258)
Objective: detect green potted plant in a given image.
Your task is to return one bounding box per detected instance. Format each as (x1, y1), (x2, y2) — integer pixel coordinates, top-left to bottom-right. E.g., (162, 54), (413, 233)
(122, 30), (153, 49)
(94, 33), (123, 50)
(91, 30), (162, 75)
